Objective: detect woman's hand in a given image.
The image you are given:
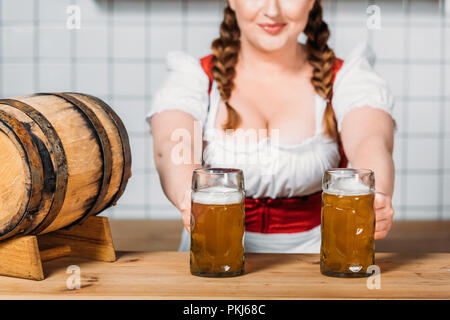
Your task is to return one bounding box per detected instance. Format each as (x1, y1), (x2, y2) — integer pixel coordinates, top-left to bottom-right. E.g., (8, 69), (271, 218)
(374, 191), (395, 240)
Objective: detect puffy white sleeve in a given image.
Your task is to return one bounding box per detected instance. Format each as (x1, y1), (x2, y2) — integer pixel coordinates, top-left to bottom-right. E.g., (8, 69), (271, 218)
(145, 51), (210, 134)
(332, 42), (395, 132)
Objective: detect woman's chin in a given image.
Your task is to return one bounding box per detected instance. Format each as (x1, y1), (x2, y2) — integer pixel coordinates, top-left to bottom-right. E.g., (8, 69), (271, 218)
(252, 38), (291, 53)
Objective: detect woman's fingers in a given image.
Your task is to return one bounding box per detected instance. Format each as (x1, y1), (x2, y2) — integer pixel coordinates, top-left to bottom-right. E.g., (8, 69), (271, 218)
(375, 218), (391, 234)
(374, 229), (389, 240)
(374, 207), (395, 240)
(373, 192), (395, 240)
(374, 216), (392, 239)
(374, 192), (388, 210)
(376, 206), (395, 221)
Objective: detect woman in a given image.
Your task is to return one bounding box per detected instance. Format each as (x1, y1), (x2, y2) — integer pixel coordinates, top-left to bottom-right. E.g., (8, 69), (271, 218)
(146, 0), (396, 253)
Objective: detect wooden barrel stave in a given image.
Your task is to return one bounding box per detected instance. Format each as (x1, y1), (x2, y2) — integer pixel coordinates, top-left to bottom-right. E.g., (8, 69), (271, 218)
(67, 93), (126, 212)
(83, 93), (132, 209)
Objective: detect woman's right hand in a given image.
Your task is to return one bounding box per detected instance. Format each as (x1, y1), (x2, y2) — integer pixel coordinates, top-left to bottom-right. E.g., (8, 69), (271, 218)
(150, 110), (202, 235)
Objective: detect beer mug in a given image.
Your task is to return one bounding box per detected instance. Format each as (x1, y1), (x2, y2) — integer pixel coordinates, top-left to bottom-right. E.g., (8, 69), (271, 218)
(320, 168), (375, 277)
(190, 168), (245, 277)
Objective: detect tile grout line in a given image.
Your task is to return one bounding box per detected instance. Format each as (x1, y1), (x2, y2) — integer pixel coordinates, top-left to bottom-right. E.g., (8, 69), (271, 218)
(400, 0), (410, 220)
(33, 0), (39, 93)
(182, 0), (188, 51)
(144, 0), (151, 219)
(437, 0), (446, 220)
(71, 0), (77, 91)
(367, 0), (374, 45)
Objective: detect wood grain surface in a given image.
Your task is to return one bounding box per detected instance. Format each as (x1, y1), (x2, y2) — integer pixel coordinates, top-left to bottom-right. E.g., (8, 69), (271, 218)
(0, 251), (448, 299)
(0, 236), (44, 280)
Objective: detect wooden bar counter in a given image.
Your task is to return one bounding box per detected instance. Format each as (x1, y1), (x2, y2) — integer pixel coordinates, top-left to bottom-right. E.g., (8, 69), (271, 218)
(0, 251), (448, 299)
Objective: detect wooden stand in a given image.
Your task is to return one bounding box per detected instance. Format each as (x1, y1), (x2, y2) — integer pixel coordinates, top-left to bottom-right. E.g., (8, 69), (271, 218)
(0, 216), (116, 281)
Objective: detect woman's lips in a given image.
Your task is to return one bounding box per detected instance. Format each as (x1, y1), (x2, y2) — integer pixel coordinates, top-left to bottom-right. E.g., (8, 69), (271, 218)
(258, 23), (287, 35)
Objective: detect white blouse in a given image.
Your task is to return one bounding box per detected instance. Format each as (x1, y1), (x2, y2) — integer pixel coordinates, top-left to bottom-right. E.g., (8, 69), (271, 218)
(146, 41), (395, 253)
(146, 41), (395, 198)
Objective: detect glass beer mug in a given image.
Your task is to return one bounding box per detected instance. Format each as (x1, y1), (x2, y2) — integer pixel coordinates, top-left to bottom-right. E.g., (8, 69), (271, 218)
(320, 168), (375, 277)
(190, 168), (245, 277)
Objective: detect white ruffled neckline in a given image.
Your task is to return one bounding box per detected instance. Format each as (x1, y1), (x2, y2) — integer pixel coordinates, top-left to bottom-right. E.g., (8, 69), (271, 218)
(203, 126), (331, 152)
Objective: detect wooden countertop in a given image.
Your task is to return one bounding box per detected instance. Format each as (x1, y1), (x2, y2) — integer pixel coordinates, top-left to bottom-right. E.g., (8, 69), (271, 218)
(0, 251), (448, 299)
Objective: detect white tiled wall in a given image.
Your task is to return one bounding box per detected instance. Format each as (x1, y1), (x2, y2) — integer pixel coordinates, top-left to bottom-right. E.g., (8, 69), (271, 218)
(0, 0), (448, 221)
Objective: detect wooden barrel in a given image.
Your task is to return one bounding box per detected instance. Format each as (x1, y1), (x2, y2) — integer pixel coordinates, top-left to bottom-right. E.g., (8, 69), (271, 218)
(0, 93), (132, 241)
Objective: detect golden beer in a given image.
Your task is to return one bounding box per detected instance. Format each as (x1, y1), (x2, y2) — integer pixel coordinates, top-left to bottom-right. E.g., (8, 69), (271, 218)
(190, 168), (245, 277)
(320, 169), (375, 278)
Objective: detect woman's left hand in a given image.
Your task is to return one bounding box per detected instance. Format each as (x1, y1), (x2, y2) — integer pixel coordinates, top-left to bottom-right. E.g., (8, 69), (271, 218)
(374, 192), (395, 240)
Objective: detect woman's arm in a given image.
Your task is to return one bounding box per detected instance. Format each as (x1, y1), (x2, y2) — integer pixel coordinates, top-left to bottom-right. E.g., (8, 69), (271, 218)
(340, 106), (396, 240)
(150, 110), (203, 232)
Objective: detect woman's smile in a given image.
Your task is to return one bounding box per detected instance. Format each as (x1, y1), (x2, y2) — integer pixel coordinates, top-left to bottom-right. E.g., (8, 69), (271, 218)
(257, 22), (287, 35)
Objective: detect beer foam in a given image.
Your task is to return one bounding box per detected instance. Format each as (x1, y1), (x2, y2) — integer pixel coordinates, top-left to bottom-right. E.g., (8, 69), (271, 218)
(325, 177), (372, 196)
(192, 186), (243, 205)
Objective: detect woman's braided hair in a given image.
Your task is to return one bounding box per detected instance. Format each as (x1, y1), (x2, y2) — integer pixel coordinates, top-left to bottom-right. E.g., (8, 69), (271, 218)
(211, 5), (242, 129)
(211, 0), (339, 141)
